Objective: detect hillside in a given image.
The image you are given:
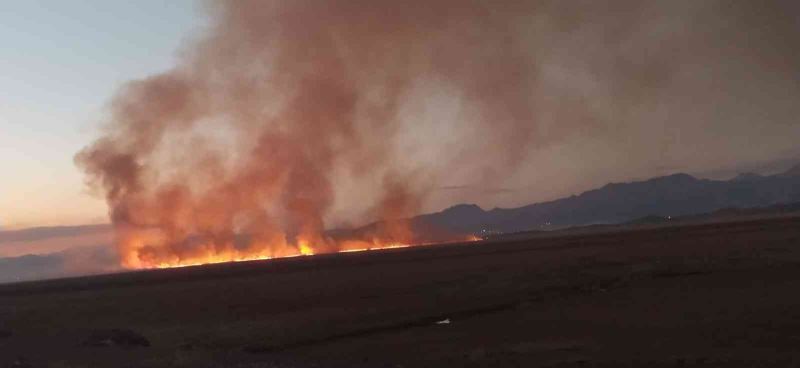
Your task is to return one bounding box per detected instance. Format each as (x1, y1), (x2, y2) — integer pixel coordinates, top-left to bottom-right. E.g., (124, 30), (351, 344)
(412, 164), (800, 235)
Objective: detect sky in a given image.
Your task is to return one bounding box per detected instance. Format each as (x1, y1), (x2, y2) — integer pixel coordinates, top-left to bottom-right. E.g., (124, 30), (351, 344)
(2, 0), (800, 233)
(0, 0), (202, 229)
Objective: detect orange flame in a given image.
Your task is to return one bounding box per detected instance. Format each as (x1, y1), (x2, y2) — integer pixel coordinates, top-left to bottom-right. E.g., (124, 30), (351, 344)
(117, 227), (481, 270)
(72, 0), (536, 273)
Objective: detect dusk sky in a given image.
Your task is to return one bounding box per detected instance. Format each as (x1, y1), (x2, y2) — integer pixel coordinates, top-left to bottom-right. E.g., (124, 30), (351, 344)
(3, 1), (800, 232)
(1, 1), (201, 229)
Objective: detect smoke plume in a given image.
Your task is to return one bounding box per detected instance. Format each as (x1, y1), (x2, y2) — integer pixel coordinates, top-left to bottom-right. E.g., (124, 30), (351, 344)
(77, 0), (800, 268)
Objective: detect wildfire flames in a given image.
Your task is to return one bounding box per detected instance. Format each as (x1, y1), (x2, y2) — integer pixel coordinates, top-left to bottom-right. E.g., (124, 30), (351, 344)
(121, 228), (479, 270)
(76, 0), (537, 270)
(128, 237), (408, 270)
(67, 1), (800, 270)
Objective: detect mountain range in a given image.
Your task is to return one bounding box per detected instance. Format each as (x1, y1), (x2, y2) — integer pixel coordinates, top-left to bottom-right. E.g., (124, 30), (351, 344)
(3, 164), (800, 283)
(406, 164), (800, 236)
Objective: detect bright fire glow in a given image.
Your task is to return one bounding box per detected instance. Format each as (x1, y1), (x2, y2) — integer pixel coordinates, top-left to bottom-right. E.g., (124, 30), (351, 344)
(297, 239), (315, 256)
(120, 231), (482, 270)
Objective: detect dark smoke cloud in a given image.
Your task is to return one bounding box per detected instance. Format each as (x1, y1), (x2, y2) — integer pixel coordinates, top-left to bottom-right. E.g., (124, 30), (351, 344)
(77, 0), (800, 266)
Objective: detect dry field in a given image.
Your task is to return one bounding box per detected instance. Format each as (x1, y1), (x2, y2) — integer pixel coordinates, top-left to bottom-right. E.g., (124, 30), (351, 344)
(2, 216), (800, 367)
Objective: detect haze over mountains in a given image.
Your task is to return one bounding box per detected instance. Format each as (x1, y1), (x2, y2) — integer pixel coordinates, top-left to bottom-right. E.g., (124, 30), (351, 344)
(409, 164), (800, 235)
(2, 164), (800, 283)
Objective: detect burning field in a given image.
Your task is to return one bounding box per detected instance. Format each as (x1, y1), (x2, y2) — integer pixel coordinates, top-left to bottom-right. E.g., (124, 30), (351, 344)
(5, 0), (800, 366)
(72, 0), (800, 271)
(74, 0), (542, 270)
(128, 233), (479, 270)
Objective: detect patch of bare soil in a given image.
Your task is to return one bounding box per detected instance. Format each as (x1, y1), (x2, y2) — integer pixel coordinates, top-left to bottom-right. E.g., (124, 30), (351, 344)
(1, 216), (800, 367)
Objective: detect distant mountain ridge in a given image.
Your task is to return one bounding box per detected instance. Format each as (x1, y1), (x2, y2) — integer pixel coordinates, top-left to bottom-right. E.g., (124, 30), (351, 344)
(5, 164), (800, 245)
(3, 164), (800, 284)
(409, 164), (800, 235)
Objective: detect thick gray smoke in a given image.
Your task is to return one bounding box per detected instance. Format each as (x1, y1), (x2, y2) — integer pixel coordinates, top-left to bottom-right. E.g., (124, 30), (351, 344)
(76, 0), (800, 267)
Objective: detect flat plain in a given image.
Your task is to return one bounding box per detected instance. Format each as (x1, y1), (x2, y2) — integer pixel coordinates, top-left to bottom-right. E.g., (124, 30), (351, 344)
(2, 216), (800, 367)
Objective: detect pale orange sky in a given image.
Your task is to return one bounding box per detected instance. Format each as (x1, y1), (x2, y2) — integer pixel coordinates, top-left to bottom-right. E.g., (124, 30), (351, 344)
(0, 1), (201, 229)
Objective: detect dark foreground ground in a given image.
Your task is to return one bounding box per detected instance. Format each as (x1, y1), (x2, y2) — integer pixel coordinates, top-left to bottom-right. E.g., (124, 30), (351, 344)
(2, 216), (800, 367)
